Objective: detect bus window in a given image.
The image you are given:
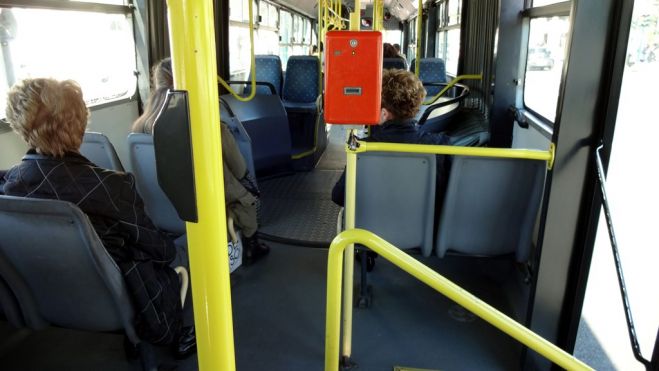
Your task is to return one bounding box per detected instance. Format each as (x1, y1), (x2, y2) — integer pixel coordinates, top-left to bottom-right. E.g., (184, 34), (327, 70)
(256, 1), (279, 56)
(407, 17), (416, 61)
(0, 8), (136, 110)
(435, 0), (461, 75)
(383, 30), (402, 46)
(228, 0), (258, 81)
(279, 10), (293, 68)
(532, 0), (567, 6)
(523, 16), (570, 121)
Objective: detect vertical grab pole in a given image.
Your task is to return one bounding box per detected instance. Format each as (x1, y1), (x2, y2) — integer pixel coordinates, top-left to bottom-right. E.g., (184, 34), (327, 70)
(350, 0), (360, 31)
(415, 0), (422, 76)
(341, 140), (357, 362)
(167, 1), (236, 370)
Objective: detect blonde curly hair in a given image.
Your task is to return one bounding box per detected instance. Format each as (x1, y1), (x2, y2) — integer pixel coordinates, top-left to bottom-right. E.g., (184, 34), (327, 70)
(5, 78), (89, 157)
(381, 69), (426, 120)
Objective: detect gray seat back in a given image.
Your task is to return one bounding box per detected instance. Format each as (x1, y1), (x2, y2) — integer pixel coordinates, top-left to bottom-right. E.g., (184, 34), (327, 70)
(355, 152), (436, 256)
(0, 196), (138, 340)
(127, 133), (186, 236)
(81, 132), (125, 171)
(383, 58), (408, 70)
(436, 157), (546, 262)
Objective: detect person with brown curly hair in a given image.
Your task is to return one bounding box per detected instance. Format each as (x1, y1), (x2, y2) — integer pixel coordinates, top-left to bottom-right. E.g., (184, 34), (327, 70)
(331, 69), (452, 207)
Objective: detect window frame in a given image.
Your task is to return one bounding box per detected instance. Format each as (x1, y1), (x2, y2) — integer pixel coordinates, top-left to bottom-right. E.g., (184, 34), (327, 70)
(434, 0), (461, 75)
(519, 1), (571, 127)
(0, 1), (138, 111)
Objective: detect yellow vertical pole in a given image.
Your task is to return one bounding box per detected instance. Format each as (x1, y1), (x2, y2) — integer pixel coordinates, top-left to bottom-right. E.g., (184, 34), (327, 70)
(372, 0), (378, 31)
(341, 146), (357, 360)
(374, 0), (384, 31)
(350, 0), (360, 31)
(166, 1), (235, 370)
(318, 0), (324, 97)
(415, 0), (422, 76)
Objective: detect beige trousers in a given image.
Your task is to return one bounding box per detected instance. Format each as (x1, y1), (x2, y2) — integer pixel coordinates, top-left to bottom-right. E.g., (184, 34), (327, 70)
(221, 124), (257, 237)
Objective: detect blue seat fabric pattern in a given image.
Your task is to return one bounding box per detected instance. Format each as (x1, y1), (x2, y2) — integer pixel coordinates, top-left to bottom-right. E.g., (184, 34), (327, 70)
(282, 56), (319, 110)
(244, 55), (283, 96)
(411, 58), (447, 96)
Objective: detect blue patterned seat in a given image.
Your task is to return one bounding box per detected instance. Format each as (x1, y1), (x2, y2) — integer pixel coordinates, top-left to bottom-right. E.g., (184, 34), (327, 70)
(411, 58), (447, 96)
(244, 55), (283, 96)
(383, 57), (408, 70)
(282, 56), (320, 112)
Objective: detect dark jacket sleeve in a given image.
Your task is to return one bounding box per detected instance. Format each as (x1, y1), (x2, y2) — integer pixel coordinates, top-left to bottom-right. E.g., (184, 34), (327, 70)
(115, 173), (177, 264)
(331, 168), (346, 207)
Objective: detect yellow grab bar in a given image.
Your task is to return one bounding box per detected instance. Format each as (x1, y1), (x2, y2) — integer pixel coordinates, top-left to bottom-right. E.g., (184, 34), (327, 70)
(422, 74), (482, 105)
(325, 229), (593, 371)
(167, 0), (235, 370)
(352, 140), (555, 169)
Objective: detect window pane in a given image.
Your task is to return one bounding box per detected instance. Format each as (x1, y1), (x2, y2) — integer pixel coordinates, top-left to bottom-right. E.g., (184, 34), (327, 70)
(293, 15), (303, 44)
(229, 0), (243, 21)
(448, 0), (461, 25)
(532, 0), (565, 7)
(383, 30), (402, 45)
(0, 8), (136, 109)
(307, 19), (312, 44)
(280, 11), (292, 44)
(229, 26), (251, 76)
(437, 2), (446, 27)
(523, 16), (570, 121)
(269, 4), (278, 27)
(259, 1), (268, 25)
(58, 0), (126, 4)
(256, 29), (279, 55)
(445, 28), (460, 75)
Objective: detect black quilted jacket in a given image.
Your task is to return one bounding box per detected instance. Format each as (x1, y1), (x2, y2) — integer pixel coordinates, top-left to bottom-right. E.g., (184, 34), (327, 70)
(1, 150), (182, 345)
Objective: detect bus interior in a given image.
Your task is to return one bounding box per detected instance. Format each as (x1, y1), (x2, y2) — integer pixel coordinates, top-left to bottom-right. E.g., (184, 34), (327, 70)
(0, 0), (657, 370)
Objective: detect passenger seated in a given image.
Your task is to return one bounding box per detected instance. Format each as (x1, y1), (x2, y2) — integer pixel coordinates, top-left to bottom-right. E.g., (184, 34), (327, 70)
(332, 68), (452, 207)
(0, 78), (196, 358)
(393, 43), (407, 62)
(132, 58), (269, 264)
(383, 43), (407, 70)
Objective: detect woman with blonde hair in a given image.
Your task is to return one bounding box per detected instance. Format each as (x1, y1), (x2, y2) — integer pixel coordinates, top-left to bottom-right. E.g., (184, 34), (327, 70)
(0, 77), (196, 358)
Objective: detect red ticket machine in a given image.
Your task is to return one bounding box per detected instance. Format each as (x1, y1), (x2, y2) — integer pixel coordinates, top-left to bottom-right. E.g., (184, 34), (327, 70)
(324, 31), (383, 125)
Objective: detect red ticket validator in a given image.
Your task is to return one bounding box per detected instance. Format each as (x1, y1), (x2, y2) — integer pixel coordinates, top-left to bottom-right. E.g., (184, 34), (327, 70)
(324, 31), (383, 125)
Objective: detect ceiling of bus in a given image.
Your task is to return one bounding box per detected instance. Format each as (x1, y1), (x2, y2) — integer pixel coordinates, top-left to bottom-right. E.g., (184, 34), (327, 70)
(277, 0), (420, 22)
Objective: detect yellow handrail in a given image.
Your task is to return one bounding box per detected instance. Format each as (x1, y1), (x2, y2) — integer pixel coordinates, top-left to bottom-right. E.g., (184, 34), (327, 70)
(422, 74), (482, 105)
(217, 0), (256, 102)
(415, 0), (422, 76)
(167, 0), (235, 370)
(325, 229), (594, 371)
(340, 137), (358, 358)
(353, 140), (555, 170)
(338, 137), (555, 362)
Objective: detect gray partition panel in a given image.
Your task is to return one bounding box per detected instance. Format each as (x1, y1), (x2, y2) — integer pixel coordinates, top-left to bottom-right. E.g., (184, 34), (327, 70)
(355, 152), (436, 256)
